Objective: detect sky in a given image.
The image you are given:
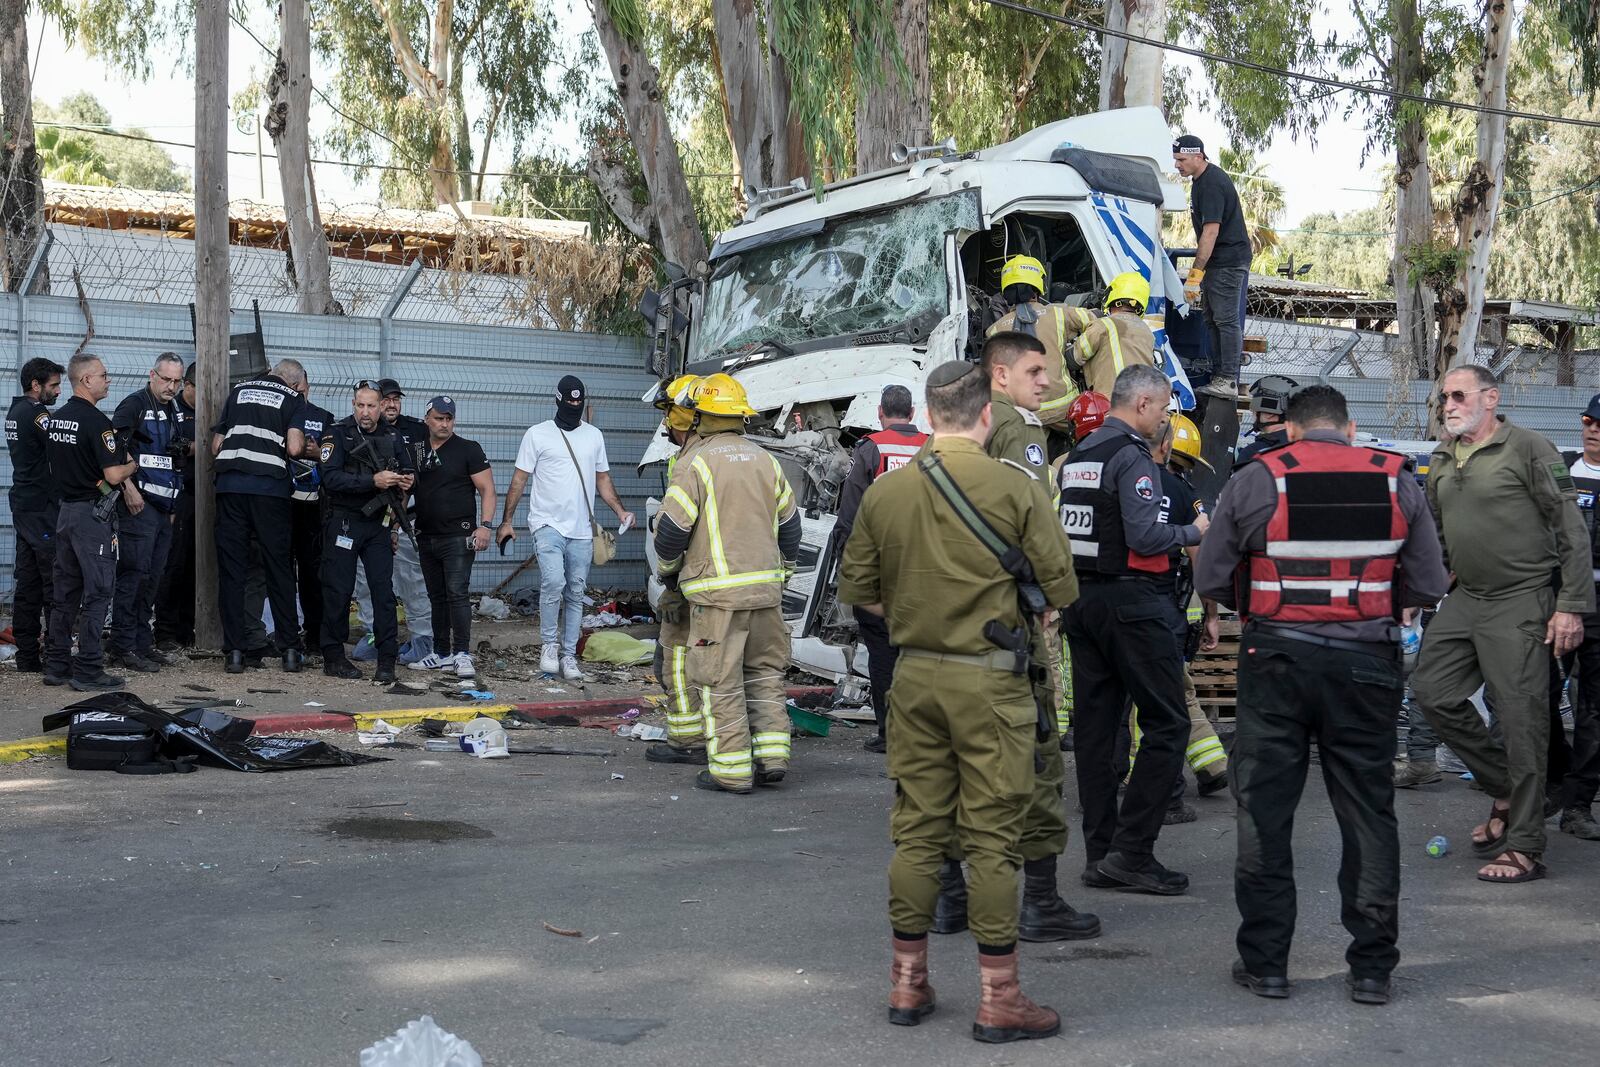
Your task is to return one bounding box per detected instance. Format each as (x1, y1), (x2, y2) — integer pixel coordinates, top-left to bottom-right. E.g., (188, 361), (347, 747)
(26, 4), (1388, 229)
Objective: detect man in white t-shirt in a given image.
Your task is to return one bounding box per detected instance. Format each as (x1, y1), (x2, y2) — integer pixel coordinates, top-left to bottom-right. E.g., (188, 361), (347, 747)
(498, 375), (634, 679)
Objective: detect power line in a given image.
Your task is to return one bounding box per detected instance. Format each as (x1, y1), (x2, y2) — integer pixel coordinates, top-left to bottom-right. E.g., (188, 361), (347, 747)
(979, 0), (1600, 132)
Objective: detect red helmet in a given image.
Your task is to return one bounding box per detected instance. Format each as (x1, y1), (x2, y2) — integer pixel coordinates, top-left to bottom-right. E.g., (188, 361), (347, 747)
(1067, 391), (1111, 439)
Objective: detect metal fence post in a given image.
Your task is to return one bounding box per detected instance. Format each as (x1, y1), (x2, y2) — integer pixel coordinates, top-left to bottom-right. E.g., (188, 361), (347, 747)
(378, 259), (424, 380)
(15, 231), (54, 369)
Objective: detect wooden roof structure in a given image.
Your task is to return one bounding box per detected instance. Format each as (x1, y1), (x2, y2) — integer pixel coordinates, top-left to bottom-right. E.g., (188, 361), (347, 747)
(42, 183), (590, 273)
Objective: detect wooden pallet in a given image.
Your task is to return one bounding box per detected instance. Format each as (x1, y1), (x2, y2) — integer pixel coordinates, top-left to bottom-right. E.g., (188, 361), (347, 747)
(1189, 618), (1241, 721)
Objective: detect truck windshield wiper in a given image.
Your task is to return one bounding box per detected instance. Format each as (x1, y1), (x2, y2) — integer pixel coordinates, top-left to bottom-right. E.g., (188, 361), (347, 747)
(723, 338), (796, 370)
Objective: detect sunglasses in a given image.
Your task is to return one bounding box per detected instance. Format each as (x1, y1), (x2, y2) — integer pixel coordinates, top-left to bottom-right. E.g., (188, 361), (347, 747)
(1584, 415), (1600, 428)
(354, 379), (379, 391)
(1436, 387), (1490, 406)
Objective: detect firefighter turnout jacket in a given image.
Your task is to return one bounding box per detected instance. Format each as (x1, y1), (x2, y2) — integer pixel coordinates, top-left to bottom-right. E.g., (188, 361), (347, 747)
(654, 431), (802, 608)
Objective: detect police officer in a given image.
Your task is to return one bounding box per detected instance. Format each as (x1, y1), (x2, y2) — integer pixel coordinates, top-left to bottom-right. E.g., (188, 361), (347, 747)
(106, 353), (188, 673)
(153, 363), (197, 651)
(988, 256), (1083, 440)
(1060, 363), (1206, 895)
(1554, 395), (1600, 840)
(6, 356), (65, 672)
(1196, 384), (1447, 1005)
(1233, 374), (1299, 469)
(653, 373), (800, 794)
(643, 374), (710, 766)
(838, 359), (1077, 1044)
(42, 354), (138, 691)
(376, 378), (435, 664)
(319, 383), (415, 682)
(832, 383), (929, 754)
(213, 359), (308, 673)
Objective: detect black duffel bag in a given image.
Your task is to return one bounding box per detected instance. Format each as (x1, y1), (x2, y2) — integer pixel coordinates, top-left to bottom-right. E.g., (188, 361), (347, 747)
(63, 709), (195, 774)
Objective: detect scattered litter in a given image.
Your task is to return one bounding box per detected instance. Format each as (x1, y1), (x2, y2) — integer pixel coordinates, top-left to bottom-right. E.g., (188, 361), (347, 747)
(0, 644), (14, 662)
(358, 719), (403, 746)
(794, 850), (823, 859)
(304, 701), (326, 708)
(460, 690), (496, 701)
(387, 681), (429, 694)
(360, 1014), (482, 1067)
(614, 723), (668, 742)
(542, 921), (583, 938)
(542, 686), (568, 694)
(476, 595), (512, 621)
(610, 773), (626, 781)
(508, 744), (613, 757)
(679, 898), (700, 903)
(619, 708), (642, 720)
(772, 827), (802, 833)
(247, 688), (286, 695)
(787, 703), (833, 738)
(349, 801), (409, 810)
(183, 684), (216, 693)
(580, 610), (629, 628)
(669, 795), (680, 801)
(585, 935), (601, 945)
(423, 738), (458, 752)
(461, 717), (510, 759)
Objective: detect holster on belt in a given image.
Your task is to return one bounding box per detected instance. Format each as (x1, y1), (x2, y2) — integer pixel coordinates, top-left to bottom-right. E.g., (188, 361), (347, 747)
(984, 619), (1053, 744)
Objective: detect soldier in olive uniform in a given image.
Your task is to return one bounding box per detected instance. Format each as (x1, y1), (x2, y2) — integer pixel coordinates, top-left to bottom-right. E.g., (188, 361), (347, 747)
(840, 359), (1079, 1044)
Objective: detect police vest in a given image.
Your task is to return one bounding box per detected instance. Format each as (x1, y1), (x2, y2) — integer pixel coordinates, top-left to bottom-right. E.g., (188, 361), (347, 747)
(1240, 440), (1407, 624)
(868, 427), (929, 477)
(129, 390), (185, 511)
(1058, 431), (1171, 577)
(292, 405), (333, 503)
(215, 377), (300, 482)
(1569, 456), (1600, 580)
(325, 423), (401, 513)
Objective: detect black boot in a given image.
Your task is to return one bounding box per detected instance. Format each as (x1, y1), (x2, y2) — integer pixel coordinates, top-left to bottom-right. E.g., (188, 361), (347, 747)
(226, 650), (246, 674)
(323, 654), (362, 680)
(931, 858), (969, 935)
(1018, 856), (1102, 941)
(374, 658), (397, 684)
(282, 648), (304, 674)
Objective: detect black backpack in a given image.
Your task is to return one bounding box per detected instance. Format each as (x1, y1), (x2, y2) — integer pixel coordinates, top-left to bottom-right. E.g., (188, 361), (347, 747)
(63, 709), (195, 774)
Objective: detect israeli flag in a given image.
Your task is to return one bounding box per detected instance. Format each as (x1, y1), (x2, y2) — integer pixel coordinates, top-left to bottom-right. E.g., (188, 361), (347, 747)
(1090, 192), (1195, 410)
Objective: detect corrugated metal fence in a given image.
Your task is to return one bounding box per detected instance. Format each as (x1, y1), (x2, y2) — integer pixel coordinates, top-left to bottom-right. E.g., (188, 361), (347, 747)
(0, 292), (659, 605)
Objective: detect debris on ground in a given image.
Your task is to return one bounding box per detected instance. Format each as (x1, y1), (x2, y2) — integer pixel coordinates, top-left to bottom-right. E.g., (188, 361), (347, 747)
(358, 719), (403, 746)
(542, 921), (583, 938)
(460, 717), (509, 759)
(359, 1014), (482, 1067)
(476, 595), (512, 621)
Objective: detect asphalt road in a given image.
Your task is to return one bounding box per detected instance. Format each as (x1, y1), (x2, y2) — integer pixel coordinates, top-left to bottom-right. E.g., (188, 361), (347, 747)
(4, 727), (1600, 1066)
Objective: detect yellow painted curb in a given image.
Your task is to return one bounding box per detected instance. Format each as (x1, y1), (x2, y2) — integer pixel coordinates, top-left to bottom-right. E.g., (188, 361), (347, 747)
(351, 705), (515, 730)
(0, 735), (67, 764)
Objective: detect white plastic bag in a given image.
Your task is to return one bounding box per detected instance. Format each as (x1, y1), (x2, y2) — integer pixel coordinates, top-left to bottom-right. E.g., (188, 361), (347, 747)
(476, 596), (512, 620)
(359, 1015), (482, 1067)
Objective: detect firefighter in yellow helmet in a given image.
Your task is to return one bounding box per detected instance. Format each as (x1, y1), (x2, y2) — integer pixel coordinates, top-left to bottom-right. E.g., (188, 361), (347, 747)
(653, 373), (802, 793)
(988, 255), (1082, 446)
(646, 375), (707, 766)
(1065, 272), (1160, 402)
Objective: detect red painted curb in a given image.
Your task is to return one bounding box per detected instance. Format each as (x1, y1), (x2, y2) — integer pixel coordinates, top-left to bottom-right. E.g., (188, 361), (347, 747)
(248, 685), (837, 733)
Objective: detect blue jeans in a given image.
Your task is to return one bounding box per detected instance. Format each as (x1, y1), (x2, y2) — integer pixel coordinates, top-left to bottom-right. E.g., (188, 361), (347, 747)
(533, 526), (591, 655)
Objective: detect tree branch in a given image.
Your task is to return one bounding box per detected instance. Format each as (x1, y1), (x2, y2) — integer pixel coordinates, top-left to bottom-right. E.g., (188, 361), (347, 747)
(370, 0), (439, 96)
(587, 143), (652, 243)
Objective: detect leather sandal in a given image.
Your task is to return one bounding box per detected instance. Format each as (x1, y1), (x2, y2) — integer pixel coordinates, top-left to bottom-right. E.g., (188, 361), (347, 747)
(1476, 850), (1546, 884)
(1471, 803), (1511, 858)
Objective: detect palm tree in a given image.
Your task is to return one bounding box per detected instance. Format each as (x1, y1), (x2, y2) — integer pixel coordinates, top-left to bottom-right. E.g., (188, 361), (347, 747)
(1218, 146), (1285, 263)
(36, 126), (114, 186)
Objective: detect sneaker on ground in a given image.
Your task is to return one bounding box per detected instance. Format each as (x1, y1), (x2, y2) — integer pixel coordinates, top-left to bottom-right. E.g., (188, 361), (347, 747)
(539, 644), (559, 675)
(408, 652), (453, 671)
(560, 655), (585, 681)
(454, 652), (476, 679)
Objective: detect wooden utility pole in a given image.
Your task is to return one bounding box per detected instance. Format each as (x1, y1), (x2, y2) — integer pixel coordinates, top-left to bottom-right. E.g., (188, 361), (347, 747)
(194, 0), (229, 649)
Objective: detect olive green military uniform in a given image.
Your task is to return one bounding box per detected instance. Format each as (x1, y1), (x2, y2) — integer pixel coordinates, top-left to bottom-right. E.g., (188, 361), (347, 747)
(989, 303), (1088, 430)
(840, 436), (1077, 944)
(1415, 418), (1595, 858)
(985, 390), (1070, 860)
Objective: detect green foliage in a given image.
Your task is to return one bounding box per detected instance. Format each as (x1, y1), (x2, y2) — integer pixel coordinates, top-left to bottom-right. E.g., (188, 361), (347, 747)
(1268, 207), (1395, 294)
(32, 93), (189, 190)
(1174, 0), (1329, 148)
(1402, 240), (1463, 288)
(930, 0), (1099, 150)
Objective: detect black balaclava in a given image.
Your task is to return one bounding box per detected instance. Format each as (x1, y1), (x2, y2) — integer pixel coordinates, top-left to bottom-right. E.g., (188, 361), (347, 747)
(555, 374), (585, 431)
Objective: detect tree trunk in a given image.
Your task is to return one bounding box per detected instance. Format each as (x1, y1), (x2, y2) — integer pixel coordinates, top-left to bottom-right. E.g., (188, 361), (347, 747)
(764, 11), (810, 188)
(1435, 0), (1514, 375)
(267, 0), (338, 315)
(194, 0), (230, 651)
(0, 0), (46, 294)
(1099, 0), (1167, 110)
(1390, 0), (1434, 380)
(854, 0), (929, 176)
(713, 0), (782, 198)
(589, 0), (708, 270)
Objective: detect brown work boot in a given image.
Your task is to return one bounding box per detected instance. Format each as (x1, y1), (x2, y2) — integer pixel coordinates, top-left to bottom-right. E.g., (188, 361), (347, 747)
(972, 949), (1061, 1043)
(887, 936), (936, 1026)
(1393, 760), (1442, 789)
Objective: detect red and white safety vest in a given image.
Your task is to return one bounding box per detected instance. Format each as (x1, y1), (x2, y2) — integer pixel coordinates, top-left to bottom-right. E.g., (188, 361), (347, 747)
(1240, 440), (1408, 624)
(869, 427), (930, 477)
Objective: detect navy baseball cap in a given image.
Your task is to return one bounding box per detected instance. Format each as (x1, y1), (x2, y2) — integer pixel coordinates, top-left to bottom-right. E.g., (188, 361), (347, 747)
(427, 395), (456, 417)
(1584, 393), (1600, 421)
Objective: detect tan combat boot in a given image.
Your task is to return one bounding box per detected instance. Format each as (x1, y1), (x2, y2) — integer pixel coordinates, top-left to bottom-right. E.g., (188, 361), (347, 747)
(972, 949), (1061, 1043)
(888, 936), (936, 1025)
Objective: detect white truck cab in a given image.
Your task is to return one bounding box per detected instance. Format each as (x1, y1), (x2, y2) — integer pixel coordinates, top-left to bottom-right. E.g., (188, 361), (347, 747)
(640, 107), (1199, 677)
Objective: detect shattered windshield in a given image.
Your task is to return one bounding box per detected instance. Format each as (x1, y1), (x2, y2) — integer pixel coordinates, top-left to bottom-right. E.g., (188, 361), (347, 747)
(691, 191), (980, 363)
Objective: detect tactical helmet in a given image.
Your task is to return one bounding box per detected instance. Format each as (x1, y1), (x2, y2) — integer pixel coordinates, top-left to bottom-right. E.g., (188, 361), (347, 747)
(1248, 374), (1301, 417)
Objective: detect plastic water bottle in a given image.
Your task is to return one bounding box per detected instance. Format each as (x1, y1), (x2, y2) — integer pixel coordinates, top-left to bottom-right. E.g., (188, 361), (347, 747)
(1426, 835), (1449, 858)
(1401, 621), (1423, 658)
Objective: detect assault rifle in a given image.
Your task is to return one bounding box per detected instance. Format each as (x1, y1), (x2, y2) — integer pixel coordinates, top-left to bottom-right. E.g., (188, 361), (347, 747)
(347, 434), (417, 552)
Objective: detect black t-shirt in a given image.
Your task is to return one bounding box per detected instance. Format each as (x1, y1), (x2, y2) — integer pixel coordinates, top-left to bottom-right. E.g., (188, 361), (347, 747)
(6, 395), (58, 509)
(1190, 163), (1252, 269)
(46, 395), (123, 503)
(414, 434), (491, 535)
